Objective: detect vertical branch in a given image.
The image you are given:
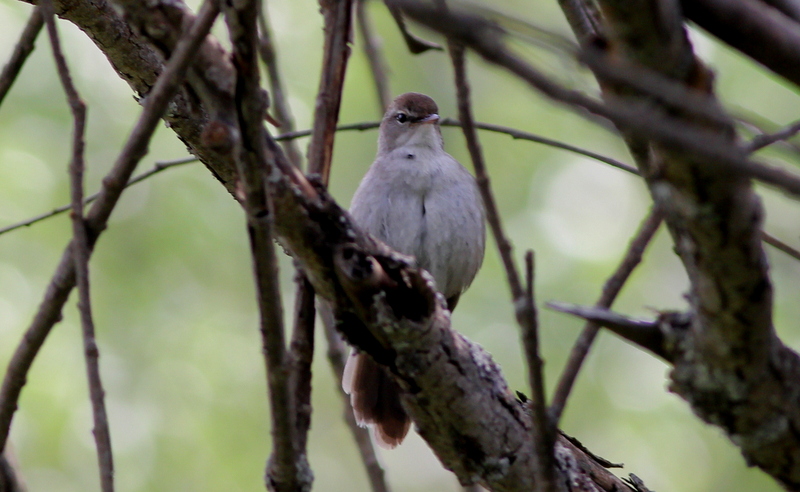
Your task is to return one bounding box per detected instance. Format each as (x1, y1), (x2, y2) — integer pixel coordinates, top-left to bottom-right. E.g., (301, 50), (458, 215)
(521, 252), (557, 492)
(549, 208), (663, 423)
(282, 0), (356, 471)
(257, 1), (318, 458)
(288, 274), (315, 453)
(257, 0), (318, 463)
(40, 2), (114, 490)
(356, 0), (391, 112)
(307, 0), (354, 182)
(449, 42), (557, 492)
(320, 308), (390, 492)
(0, 6), (43, 106)
(223, 1), (311, 490)
(0, 0), (220, 455)
(257, 1), (303, 168)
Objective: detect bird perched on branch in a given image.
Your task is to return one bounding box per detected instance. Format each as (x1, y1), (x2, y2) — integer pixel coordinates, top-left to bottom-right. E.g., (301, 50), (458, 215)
(343, 92), (486, 448)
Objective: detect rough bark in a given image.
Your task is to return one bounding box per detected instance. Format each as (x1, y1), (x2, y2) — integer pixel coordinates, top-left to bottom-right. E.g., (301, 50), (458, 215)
(591, 0), (800, 488)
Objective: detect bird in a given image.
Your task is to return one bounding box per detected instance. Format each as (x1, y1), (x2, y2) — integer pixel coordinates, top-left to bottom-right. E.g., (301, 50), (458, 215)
(342, 92), (486, 448)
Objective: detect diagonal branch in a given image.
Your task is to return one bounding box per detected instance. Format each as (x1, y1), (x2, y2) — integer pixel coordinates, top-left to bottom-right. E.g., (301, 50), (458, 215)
(257, 1), (303, 168)
(320, 306), (390, 492)
(0, 6), (43, 106)
(449, 42), (556, 492)
(0, 0), (220, 454)
(549, 207), (662, 424)
(307, 0), (354, 184)
(682, 0), (800, 89)
(393, 0), (800, 200)
(356, 0), (392, 112)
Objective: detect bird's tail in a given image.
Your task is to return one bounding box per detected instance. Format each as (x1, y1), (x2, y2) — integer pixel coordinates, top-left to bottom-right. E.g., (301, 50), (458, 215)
(342, 351), (411, 448)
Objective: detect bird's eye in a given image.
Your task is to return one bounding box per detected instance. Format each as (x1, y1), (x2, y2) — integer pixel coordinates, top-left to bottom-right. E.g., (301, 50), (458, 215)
(395, 112), (408, 123)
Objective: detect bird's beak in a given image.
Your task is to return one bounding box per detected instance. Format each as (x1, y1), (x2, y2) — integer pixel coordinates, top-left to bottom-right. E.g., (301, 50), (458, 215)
(417, 113), (439, 124)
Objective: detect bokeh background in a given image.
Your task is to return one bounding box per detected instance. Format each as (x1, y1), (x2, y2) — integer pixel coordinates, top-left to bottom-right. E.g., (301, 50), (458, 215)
(1, 0), (800, 490)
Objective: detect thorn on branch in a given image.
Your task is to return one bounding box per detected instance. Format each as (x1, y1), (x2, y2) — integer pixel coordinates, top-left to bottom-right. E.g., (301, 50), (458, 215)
(546, 302), (670, 360)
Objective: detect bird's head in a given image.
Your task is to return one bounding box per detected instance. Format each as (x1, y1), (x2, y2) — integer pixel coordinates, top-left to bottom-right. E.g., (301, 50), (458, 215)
(378, 92), (443, 154)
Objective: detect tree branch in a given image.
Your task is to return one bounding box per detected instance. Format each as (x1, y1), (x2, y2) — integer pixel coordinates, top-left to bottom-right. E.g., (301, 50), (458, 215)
(257, 1), (303, 168)
(222, 0), (311, 489)
(546, 302), (668, 360)
(0, 6), (43, 106)
(449, 42), (556, 491)
(550, 207), (663, 424)
(356, 0), (392, 112)
(319, 307), (390, 492)
(307, 0), (354, 184)
(0, 0), (220, 454)
(682, 0), (800, 89)
(41, 0), (114, 489)
(393, 0), (800, 200)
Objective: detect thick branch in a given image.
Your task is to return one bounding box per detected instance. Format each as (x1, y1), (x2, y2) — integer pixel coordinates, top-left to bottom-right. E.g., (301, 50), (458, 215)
(682, 0), (800, 89)
(588, 0), (796, 488)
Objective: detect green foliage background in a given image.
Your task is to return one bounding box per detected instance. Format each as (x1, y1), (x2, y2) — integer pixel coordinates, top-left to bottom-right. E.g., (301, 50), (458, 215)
(1, 0), (799, 490)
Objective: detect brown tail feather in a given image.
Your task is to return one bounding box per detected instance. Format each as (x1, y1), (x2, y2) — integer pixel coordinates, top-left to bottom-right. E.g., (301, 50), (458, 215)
(343, 352), (410, 448)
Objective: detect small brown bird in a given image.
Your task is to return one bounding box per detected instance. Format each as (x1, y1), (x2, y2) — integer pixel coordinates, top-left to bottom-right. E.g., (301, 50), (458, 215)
(343, 93), (486, 448)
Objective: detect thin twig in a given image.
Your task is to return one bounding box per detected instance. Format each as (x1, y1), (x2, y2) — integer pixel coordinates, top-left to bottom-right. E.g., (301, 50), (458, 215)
(356, 0), (392, 112)
(277, 119), (638, 174)
(257, 4), (317, 458)
(0, 6), (43, 107)
(0, 121), (634, 238)
(0, 157), (196, 236)
(290, 0), (356, 480)
(307, 0), (354, 183)
(762, 231), (800, 261)
(450, 42), (559, 491)
(0, 0), (221, 454)
(734, 110), (800, 159)
(521, 251), (557, 492)
(549, 207), (663, 424)
(257, 1), (303, 168)
(41, 1), (113, 489)
(746, 119), (800, 153)
(441, 118), (637, 174)
(320, 307), (391, 492)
